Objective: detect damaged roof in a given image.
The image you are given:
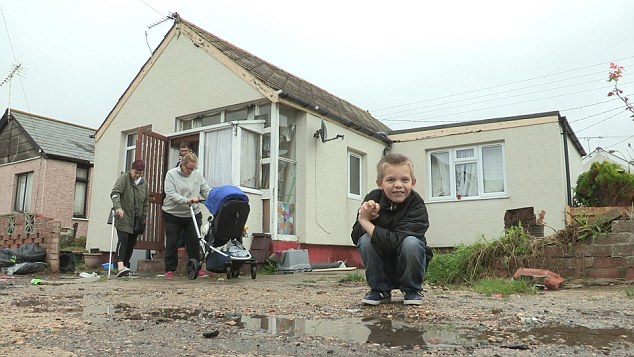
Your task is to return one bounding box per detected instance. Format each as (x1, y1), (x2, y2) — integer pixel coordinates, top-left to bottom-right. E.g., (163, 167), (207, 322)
(3, 108), (95, 163)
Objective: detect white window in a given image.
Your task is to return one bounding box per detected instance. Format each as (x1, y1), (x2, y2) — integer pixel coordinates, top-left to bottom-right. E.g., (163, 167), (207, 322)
(348, 151), (362, 198)
(124, 133), (137, 171)
(73, 167), (89, 218)
(200, 123), (262, 190)
(14, 172), (33, 212)
(428, 143), (505, 201)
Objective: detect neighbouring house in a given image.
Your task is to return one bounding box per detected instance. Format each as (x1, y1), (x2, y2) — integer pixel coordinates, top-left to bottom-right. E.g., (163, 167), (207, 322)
(0, 108), (95, 238)
(86, 15), (585, 267)
(582, 147), (634, 173)
(390, 112), (585, 246)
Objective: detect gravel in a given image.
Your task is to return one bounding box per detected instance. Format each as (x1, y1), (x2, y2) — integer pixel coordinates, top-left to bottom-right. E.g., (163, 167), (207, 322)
(1, 270), (633, 356)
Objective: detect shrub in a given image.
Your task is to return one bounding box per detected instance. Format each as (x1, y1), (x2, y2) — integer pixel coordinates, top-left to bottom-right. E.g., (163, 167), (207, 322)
(574, 161), (634, 207)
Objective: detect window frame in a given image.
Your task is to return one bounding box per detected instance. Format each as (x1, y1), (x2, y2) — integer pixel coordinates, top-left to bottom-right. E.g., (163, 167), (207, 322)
(427, 143), (506, 202)
(14, 171), (34, 213)
(73, 166), (90, 218)
(347, 151), (363, 199)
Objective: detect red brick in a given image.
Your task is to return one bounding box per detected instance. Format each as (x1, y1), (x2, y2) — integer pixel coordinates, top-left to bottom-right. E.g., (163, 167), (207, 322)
(593, 256), (628, 268)
(625, 268), (634, 279)
(612, 220), (634, 233)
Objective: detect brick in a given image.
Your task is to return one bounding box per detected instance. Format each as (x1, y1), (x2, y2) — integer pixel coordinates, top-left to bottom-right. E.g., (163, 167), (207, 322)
(625, 268), (634, 279)
(593, 256), (628, 268)
(559, 268), (582, 278)
(584, 267), (623, 279)
(593, 233), (634, 246)
(612, 220), (634, 233)
(583, 245), (612, 257)
(611, 245), (634, 257)
(543, 245), (568, 257)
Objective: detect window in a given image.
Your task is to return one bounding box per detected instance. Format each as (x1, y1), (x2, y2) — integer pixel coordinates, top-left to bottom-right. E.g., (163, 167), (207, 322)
(428, 143), (505, 200)
(14, 172), (33, 212)
(74, 167), (89, 218)
(201, 124), (262, 189)
(124, 133), (137, 171)
(177, 105), (256, 131)
(348, 151), (362, 198)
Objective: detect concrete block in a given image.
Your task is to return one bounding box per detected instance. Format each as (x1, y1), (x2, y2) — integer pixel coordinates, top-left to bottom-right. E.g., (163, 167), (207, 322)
(277, 249), (311, 272)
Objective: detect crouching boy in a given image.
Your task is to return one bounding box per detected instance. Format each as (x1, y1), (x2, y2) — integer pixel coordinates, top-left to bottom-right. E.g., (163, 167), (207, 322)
(351, 153), (432, 305)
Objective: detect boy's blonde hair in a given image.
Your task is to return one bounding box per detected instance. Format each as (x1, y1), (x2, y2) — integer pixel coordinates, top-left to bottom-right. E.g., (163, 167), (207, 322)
(376, 154), (415, 181)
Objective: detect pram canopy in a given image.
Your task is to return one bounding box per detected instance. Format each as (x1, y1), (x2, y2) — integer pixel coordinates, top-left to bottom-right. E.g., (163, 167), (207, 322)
(205, 185), (249, 216)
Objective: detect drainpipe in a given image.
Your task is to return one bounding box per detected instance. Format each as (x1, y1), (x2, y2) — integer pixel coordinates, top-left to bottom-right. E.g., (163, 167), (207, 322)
(559, 116), (573, 206)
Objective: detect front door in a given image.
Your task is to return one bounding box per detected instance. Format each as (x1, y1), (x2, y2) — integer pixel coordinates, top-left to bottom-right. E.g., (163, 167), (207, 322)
(135, 128), (168, 250)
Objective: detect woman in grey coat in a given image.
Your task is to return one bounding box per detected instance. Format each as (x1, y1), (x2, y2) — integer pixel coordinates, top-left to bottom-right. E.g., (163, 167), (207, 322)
(110, 159), (149, 277)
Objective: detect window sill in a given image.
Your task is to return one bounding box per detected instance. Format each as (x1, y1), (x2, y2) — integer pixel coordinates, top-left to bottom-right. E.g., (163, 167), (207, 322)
(427, 195), (510, 204)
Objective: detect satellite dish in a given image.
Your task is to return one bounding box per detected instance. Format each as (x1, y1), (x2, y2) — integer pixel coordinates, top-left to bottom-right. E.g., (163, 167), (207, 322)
(314, 119), (344, 143)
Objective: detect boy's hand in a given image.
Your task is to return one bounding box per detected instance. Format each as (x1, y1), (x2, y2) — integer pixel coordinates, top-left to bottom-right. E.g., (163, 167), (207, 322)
(358, 200), (380, 221)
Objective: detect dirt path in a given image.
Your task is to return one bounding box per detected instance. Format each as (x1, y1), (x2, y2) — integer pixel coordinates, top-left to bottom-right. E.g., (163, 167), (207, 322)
(1, 270), (633, 356)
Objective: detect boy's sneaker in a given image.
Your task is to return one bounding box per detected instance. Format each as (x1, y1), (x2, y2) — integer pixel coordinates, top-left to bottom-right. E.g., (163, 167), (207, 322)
(361, 290), (392, 305)
(403, 291), (423, 305)
(116, 267), (130, 277)
(164, 271), (174, 279)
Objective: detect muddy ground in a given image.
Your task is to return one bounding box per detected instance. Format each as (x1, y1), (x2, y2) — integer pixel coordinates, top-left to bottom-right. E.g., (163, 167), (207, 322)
(0, 269), (633, 356)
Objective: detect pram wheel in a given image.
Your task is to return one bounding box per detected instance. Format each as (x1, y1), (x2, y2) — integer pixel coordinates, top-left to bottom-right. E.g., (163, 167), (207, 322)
(226, 265), (232, 279)
(250, 264), (257, 279)
(187, 259), (200, 280)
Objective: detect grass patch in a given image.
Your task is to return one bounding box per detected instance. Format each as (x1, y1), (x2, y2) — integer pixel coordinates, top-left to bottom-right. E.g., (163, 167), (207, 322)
(472, 277), (536, 296)
(258, 262), (278, 275)
(338, 272), (365, 283)
(625, 286), (634, 299)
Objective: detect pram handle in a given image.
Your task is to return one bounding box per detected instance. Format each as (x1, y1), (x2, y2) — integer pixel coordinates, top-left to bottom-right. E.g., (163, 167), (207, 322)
(188, 203), (203, 240)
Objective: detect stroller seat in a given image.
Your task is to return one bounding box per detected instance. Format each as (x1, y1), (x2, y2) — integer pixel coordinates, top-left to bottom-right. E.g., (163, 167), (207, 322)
(188, 185), (257, 280)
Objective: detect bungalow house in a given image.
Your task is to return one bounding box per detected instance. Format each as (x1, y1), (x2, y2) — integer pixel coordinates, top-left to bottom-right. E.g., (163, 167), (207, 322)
(583, 147), (633, 173)
(86, 15), (585, 267)
(0, 108), (95, 237)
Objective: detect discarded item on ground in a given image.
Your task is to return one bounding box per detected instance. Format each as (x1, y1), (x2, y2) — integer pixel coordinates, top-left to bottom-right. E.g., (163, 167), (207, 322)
(13, 243), (47, 262)
(5, 262), (47, 275)
(513, 267), (564, 290)
(276, 249), (312, 273)
(0, 248), (17, 267)
(202, 329), (219, 338)
(79, 272), (98, 278)
(30, 278), (43, 285)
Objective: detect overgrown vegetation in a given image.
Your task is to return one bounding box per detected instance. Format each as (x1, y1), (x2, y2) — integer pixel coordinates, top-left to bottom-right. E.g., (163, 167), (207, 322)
(574, 161), (634, 207)
(426, 218), (611, 289)
(59, 235), (87, 252)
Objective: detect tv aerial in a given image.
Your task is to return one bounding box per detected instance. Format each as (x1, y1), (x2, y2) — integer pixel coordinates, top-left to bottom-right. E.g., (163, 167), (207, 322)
(314, 119), (344, 143)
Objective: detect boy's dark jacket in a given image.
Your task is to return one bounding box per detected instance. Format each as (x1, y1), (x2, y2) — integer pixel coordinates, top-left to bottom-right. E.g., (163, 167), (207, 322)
(351, 188), (429, 252)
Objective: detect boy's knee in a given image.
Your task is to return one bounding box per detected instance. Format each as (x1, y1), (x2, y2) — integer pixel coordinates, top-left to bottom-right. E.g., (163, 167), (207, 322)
(356, 233), (372, 248)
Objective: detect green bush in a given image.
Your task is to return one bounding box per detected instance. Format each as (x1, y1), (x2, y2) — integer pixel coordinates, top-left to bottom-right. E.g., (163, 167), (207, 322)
(574, 161), (634, 207)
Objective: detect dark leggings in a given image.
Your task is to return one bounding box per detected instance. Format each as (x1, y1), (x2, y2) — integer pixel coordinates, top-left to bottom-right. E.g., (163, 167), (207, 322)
(116, 230), (138, 268)
(163, 211), (202, 272)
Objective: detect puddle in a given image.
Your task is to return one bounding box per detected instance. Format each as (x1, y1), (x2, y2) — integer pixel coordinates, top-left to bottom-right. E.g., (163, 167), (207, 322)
(515, 325), (634, 348)
(240, 315), (477, 349)
(81, 306), (634, 350)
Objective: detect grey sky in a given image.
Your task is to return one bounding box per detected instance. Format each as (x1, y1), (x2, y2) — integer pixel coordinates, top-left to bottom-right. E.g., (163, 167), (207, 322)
(1, 0), (633, 161)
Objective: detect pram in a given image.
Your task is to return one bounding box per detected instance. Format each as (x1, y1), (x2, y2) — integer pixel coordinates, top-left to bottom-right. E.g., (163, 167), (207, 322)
(186, 185), (257, 280)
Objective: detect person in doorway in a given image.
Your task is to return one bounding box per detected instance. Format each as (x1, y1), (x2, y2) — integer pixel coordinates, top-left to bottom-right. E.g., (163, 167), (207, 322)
(162, 152), (211, 279)
(176, 141), (193, 167)
(110, 159), (150, 277)
(351, 153), (433, 305)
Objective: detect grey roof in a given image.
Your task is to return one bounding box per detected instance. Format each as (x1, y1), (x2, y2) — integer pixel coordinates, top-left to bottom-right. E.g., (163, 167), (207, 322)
(10, 109), (95, 163)
(180, 17), (390, 135)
